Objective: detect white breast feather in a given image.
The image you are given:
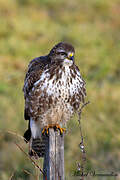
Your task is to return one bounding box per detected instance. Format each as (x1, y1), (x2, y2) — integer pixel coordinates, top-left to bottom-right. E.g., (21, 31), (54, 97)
(33, 64), (83, 97)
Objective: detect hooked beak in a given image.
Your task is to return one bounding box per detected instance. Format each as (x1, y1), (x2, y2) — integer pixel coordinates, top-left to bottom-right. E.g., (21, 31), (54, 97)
(68, 53), (74, 61)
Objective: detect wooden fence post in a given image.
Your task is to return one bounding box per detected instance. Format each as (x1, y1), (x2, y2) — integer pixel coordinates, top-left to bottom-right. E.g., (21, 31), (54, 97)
(43, 128), (64, 180)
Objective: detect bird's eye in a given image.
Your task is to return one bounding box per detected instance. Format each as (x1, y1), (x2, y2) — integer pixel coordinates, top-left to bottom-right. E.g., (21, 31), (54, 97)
(60, 52), (67, 56)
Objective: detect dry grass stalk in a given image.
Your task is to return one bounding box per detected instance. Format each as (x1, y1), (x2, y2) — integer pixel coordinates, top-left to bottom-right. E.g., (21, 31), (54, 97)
(8, 171), (14, 180)
(15, 142), (45, 176)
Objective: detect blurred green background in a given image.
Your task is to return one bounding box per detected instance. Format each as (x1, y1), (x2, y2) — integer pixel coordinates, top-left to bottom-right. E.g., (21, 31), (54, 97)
(0, 0), (120, 179)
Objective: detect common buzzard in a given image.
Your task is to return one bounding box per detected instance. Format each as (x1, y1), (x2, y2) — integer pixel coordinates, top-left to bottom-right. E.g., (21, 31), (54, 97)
(23, 42), (86, 157)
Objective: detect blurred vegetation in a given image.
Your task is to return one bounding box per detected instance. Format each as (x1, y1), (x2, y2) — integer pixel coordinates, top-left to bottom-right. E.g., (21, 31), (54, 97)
(0, 0), (120, 179)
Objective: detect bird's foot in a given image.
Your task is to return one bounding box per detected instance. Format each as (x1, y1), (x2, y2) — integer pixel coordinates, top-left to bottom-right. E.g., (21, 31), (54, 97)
(42, 125), (51, 135)
(54, 124), (66, 135)
(42, 124), (66, 135)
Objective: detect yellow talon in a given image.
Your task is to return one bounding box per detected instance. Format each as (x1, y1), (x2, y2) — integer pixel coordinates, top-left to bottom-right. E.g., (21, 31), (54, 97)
(55, 124), (66, 134)
(42, 128), (46, 135)
(42, 125), (52, 135)
(42, 124), (66, 135)
(42, 126), (49, 135)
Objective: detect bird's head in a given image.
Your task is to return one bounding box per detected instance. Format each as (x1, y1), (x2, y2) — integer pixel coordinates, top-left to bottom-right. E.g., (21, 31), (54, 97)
(49, 42), (75, 65)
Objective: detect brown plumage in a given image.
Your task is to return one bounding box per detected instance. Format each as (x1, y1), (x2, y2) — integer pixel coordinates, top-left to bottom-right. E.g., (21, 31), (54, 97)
(23, 42), (86, 157)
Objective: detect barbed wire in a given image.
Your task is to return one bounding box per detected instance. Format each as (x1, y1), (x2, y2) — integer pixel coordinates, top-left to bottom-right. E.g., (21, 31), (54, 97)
(77, 101), (90, 180)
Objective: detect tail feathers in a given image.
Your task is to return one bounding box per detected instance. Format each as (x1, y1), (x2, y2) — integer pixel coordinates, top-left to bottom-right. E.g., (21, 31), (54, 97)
(29, 136), (48, 158)
(24, 129), (31, 143)
(23, 120), (31, 143)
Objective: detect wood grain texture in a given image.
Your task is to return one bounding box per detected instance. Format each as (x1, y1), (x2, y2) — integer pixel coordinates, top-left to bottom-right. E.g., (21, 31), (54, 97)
(43, 128), (64, 180)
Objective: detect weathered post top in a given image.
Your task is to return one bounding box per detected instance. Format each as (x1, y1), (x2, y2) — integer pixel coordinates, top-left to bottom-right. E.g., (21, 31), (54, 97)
(43, 128), (64, 180)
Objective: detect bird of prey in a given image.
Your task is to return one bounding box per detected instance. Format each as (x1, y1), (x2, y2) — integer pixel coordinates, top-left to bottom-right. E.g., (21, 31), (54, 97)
(23, 42), (86, 157)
